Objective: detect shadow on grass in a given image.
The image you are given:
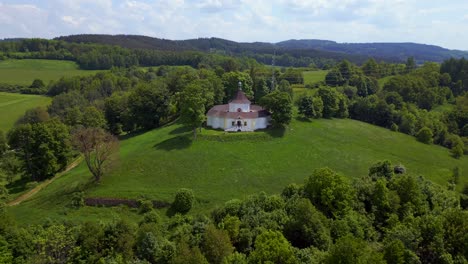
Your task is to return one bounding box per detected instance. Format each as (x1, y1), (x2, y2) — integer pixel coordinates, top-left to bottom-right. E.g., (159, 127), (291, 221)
(154, 136), (192, 151)
(6, 177), (29, 195)
(265, 126), (286, 138)
(169, 126), (192, 135)
(295, 116), (312, 122)
(118, 129), (148, 141)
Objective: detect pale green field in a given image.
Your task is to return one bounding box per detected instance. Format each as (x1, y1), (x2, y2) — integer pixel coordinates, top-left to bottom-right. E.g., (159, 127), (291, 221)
(0, 59), (102, 85)
(0, 92), (51, 131)
(303, 70), (328, 85)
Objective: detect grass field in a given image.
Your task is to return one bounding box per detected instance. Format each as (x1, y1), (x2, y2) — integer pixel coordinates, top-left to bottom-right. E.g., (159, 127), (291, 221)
(0, 92), (51, 131)
(9, 118), (468, 225)
(303, 70), (328, 85)
(0, 59), (102, 85)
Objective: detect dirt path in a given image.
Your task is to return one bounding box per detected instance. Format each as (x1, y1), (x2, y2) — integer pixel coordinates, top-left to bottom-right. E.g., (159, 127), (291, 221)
(7, 157), (83, 206)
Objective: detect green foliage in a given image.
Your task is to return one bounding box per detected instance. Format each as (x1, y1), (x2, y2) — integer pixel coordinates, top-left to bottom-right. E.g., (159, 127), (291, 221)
(326, 235), (385, 264)
(248, 230), (297, 264)
(284, 198), (331, 250)
(201, 225), (234, 264)
(179, 82), (208, 139)
(416, 127), (433, 144)
(259, 91), (293, 126)
(278, 79), (293, 98)
(138, 199), (154, 214)
(0, 130), (6, 156)
(222, 72), (253, 102)
(280, 68), (304, 85)
(127, 83), (171, 130)
(304, 167), (354, 218)
(297, 95), (323, 119)
(70, 191), (85, 209)
(369, 160), (394, 180)
(383, 239), (406, 264)
(172, 188), (195, 214)
(8, 119), (72, 181)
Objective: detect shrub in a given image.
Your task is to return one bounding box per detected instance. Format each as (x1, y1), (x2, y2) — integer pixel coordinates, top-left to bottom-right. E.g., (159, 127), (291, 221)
(172, 188), (194, 214)
(138, 199), (154, 214)
(390, 123), (399, 132)
(394, 164), (406, 174)
(70, 191), (85, 208)
(25, 181), (39, 189)
(416, 127), (433, 144)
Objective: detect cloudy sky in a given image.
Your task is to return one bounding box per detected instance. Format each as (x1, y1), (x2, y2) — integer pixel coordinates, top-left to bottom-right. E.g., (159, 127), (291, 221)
(1, 0), (467, 50)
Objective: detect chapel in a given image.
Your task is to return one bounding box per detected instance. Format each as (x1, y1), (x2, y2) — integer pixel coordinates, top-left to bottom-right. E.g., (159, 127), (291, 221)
(206, 82), (271, 131)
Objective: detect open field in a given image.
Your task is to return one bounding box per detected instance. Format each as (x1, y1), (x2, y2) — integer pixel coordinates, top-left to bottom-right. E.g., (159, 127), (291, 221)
(9, 118), (468, 225)
(0, 59), (102, 85)
(303, 70), (328, 85)
(0, 92), (51, 131)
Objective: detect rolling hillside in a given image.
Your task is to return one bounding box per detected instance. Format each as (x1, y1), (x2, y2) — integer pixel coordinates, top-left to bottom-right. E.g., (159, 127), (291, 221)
(56, 34), (468, 63)
(10, 118), (468, 225)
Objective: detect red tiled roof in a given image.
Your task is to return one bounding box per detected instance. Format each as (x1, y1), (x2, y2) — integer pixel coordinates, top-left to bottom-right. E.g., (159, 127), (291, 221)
(207, 104), (270, 119)
(230, 90), (251, 104)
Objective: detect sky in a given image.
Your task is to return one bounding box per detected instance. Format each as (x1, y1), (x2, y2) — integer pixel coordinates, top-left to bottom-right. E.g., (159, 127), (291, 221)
(0, 0), (467, 50)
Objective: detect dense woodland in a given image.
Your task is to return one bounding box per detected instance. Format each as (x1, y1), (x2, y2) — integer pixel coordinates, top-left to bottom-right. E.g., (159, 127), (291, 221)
(0, 38), (468, 263)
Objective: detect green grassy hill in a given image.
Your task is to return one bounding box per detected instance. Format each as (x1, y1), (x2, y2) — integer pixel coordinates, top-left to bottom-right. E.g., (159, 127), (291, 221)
(0, 59), (102, 85)
(10, 118), (468, 225)
(0, 92), (51, 131)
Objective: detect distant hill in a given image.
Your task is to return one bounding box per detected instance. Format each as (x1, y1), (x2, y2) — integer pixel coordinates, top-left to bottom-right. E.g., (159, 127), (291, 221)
(276, 39), (468, 63)
(56, 34), (468, 64)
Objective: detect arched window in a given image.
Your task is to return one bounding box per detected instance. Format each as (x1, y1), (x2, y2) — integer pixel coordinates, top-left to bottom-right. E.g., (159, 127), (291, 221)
(237, 108), (242, 112)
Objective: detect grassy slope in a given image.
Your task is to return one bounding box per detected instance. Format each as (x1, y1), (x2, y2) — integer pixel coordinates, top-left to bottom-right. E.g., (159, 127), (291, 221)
(10, 118), (468, 225)
(0, 59), (101, 85)
(0, 92), (51, 131)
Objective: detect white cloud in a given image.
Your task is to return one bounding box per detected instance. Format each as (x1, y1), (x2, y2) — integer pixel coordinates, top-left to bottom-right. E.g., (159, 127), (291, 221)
(0, 0), (467, 50)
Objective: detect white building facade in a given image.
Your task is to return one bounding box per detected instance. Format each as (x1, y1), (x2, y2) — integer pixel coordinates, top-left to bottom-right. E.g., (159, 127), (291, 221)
(206, 89), (271, 132)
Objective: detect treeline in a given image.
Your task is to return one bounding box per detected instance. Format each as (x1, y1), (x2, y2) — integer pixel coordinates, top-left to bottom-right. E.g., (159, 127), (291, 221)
(303, 57), (468, 158)
(56, 34), (371, 67)
(0, 37), (367, 70)
(1, 162), (467, 263)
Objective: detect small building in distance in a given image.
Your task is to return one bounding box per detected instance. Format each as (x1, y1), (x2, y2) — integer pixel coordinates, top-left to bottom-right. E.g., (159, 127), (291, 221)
(206, 83), (271, 132)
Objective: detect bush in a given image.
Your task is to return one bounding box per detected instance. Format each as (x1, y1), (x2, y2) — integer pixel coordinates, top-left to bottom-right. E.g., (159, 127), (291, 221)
(390, 123), (399, 132)
(416, 127), (433, 144)
(394, 164), (406, 174)
(172, 188), (194, 214)
(138, 199), (154, 214)
(70, 191), (85, 208)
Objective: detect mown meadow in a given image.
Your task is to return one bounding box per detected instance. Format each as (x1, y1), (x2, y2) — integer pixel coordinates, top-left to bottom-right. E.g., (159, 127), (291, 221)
(10, 118), (468, 225)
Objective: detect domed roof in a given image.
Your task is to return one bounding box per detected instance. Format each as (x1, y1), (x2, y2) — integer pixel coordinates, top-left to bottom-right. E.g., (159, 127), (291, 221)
(230, 89), (251, 104)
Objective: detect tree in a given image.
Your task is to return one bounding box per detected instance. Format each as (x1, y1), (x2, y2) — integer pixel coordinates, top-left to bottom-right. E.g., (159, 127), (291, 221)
(81, 106), (107, 128)
(72, 127), (119, 182)
(278, 79), (293, 98)
(172, 188), (194, 214)
(15, 107), (50, 125)
(259, 91), (293, 126)
(416, 127), (433, 144)
(201, 225), (234, 264)
(284, 198), (331, 250)
(326, 235), (385, 264)
(316, 88), (340, 118)
(30, 79), (45, 89)
(248, 230), (297, 264)
(222, 72), (253, 102)
(369, 160), (394, 180)
(8, 120), (72, 181)
(127, 83), (171, 130)
(179, 83), (207, 139)
(303, 167), (354, 218)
